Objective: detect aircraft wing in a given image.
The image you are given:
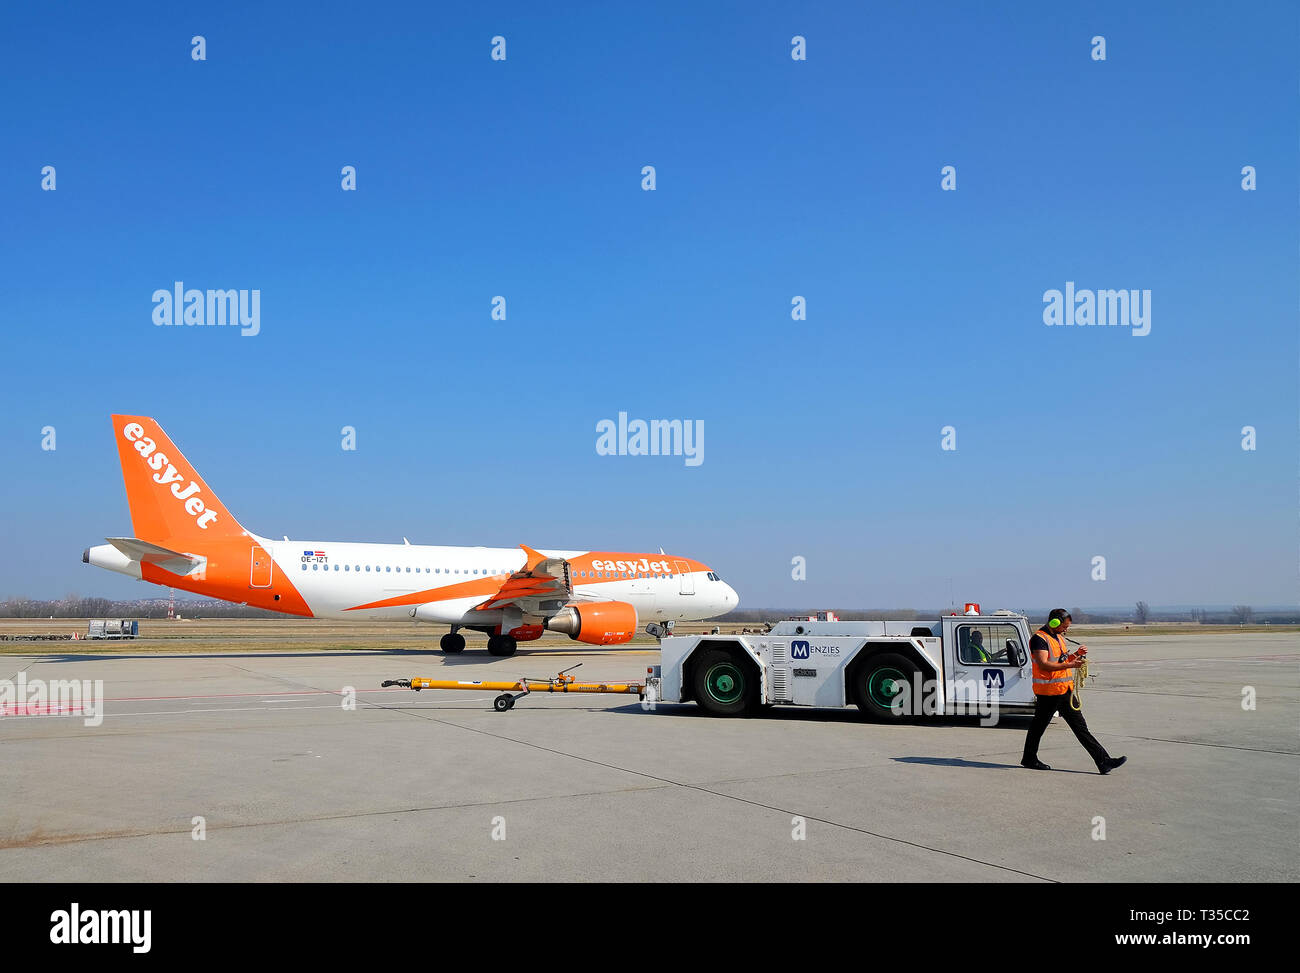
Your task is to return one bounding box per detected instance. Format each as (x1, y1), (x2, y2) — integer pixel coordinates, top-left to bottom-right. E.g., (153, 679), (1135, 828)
(472, 545), (572, 613)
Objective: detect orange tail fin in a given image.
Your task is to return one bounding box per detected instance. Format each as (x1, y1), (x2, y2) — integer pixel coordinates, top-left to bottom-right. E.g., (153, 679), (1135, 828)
(111, 415), (247, 548)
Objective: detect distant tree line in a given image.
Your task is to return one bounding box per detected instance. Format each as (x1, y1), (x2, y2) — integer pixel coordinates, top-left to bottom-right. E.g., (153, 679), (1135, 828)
(3, 597), (1294, 625)
(720, 605), (1298, 625)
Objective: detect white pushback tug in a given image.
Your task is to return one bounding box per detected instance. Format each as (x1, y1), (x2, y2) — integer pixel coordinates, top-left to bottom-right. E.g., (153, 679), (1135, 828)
(645, 604), (1040, 718)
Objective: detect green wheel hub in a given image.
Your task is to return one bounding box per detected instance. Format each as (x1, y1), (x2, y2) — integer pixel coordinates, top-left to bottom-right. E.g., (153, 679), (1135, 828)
(704, 662), (745, 704)
(868, 666), (908, 709)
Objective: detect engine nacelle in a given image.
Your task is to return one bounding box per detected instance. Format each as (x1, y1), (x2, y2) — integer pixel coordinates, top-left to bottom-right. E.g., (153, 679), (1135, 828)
(544, 602), (638, 645)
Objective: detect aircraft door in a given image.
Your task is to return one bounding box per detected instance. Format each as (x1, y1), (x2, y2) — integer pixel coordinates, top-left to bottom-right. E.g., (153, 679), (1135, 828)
(673, 561), (695, 595)
(250, 545), (274, 587)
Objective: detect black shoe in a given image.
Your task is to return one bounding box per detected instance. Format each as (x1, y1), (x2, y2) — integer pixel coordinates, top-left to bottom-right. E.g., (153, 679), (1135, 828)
(1020, 758), (1052, 771)
(1098, 755), (1127, 775)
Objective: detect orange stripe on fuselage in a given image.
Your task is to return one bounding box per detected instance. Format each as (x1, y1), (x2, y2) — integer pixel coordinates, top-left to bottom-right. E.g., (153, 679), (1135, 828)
(345, 574), (509, 612)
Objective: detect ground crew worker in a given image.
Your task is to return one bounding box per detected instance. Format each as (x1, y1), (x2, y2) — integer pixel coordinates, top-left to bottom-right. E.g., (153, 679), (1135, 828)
(966, 629), (991, 662)
(1020, 609), (1127, 774)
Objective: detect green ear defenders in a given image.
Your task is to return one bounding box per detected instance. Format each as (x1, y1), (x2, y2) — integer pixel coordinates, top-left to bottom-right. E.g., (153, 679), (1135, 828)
(1049, 618), (1061, 628)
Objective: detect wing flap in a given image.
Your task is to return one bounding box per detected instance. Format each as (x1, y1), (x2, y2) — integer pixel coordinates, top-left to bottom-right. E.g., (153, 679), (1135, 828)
(473, 544), (572, 613)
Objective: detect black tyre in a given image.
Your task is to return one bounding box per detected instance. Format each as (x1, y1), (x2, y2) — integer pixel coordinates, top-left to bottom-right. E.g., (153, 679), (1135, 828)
(850, 652), (919, 719)
(691, 647), (757, 716)
(440, 632), (466, 654)
(487, 635), (517, 657)
(493, 694), (513, 712)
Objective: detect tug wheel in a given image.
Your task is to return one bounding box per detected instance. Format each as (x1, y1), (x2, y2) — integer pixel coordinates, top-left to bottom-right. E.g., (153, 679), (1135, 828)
(691, 647), (757, 716)
(850, 652), (919, 719)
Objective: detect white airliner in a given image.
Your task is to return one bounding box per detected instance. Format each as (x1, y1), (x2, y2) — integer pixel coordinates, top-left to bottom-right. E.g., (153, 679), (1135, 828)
(83, 416), (738, 655)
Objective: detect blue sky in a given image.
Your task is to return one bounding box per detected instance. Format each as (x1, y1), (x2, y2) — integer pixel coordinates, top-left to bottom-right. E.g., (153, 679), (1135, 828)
(1, 1), (1295, 610)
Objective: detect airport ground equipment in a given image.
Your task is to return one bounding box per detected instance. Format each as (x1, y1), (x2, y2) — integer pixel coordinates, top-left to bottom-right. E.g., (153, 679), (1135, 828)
(382, 664), (645, 711)
(644, 606), (1075, 718)
(86, 619), (138, 639)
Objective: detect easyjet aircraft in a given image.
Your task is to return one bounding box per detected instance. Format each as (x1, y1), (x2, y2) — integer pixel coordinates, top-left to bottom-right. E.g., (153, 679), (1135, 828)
(83, 416), (738, 655)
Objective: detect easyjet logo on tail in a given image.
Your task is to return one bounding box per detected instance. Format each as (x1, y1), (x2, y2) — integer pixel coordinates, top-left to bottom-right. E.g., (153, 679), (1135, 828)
(122, 422), (218, 530)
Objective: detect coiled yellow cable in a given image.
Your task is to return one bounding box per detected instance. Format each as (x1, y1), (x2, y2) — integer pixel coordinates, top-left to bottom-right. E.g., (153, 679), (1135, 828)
(1071, 656), (1089, 711)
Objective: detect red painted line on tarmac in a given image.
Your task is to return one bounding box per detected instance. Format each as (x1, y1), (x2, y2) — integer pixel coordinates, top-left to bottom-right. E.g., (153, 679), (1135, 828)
(96, 688), (413, 703)
(95, 683), (645, 703)
(0, 704), (85, 715)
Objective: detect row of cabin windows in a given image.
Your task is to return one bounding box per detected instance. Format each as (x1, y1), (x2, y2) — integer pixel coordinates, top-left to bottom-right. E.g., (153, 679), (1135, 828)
(302, 563), (680, 580)
(303, 564), (510, 574)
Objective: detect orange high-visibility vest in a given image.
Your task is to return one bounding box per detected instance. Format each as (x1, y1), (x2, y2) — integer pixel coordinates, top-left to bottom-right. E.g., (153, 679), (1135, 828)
(1031, 629), (1074, 696)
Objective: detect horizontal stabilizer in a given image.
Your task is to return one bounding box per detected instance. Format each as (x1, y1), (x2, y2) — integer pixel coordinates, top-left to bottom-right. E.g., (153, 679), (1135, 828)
(106, 536), (205, 576)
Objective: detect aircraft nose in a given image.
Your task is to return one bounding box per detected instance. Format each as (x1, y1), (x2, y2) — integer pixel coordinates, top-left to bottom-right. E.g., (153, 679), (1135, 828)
(724, 583), (739, 610)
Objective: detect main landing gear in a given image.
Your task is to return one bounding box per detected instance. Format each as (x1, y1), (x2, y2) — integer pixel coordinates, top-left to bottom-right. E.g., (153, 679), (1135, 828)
(487, 634), (518, 657)
(438, 626), (517, 656)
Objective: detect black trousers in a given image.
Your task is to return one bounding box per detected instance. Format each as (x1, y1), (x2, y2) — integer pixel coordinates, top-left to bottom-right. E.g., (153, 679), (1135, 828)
(1022, 692), (1111, 768)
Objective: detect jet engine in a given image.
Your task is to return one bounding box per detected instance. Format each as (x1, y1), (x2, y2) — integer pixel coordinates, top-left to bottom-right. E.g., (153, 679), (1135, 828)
(544, 602), (638, 645)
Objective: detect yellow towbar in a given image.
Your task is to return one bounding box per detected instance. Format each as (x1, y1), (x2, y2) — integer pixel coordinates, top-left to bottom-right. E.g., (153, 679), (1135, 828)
(381, 664), (644, 712)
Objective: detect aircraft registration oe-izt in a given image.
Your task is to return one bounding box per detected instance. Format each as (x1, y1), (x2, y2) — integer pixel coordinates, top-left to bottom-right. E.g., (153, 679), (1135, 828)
(83, 416), (739, 656)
